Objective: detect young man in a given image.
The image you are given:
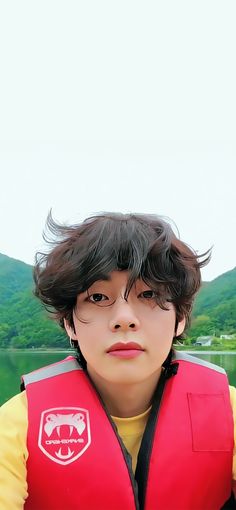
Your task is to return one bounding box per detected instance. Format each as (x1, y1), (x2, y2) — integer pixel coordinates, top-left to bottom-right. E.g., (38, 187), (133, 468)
(1, 212), (236, 509)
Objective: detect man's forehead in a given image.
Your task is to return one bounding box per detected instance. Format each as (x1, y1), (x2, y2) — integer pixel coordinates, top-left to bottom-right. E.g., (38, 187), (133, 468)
(85, 272), (149, 288)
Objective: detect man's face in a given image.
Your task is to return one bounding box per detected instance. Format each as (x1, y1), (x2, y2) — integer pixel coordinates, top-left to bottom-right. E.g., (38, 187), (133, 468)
(68, 271), (185, 386)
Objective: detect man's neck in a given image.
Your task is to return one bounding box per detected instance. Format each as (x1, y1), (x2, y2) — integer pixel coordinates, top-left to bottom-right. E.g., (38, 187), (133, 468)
(87, 367), (162, 418)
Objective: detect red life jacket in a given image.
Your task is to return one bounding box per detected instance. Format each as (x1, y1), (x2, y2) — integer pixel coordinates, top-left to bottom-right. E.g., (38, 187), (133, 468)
(23, 352), (234, 510)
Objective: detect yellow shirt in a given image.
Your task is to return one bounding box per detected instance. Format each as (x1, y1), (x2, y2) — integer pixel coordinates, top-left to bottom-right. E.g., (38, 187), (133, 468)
(1, 387), (236, 510)
(112, 406), (151, 473)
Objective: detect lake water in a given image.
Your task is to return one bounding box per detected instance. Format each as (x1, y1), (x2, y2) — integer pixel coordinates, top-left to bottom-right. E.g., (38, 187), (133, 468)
(1, 350), (236, 406)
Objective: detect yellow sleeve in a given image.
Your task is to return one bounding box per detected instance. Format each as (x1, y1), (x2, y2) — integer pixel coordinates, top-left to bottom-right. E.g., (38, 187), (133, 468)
(0, 391), (28, 509)
(229, 385), (236, 481)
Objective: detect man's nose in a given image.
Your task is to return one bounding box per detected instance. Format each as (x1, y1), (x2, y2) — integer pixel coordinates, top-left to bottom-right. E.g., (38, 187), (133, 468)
(109, 300), (140, 332)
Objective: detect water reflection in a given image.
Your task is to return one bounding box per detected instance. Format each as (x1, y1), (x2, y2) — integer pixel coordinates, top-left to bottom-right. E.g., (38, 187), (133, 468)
(193, 352), (236, 387)
(0, 351), (68, 405)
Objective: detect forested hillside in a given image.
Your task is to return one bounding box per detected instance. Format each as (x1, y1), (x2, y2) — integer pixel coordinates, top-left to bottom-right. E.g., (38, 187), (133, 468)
(0, 253), (235, 347)
(0, 254), (67, 348)
(188, 267), (236, 338)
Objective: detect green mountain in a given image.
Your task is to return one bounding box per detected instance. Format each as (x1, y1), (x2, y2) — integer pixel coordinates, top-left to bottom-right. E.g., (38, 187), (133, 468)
(0, 253), (235, 346)
(188, 267), (236, 338)
(0, 253), (33, 303)
(0, 253), (67, 348)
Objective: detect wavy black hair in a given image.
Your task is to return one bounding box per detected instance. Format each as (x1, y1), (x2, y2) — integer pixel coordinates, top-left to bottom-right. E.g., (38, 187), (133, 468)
(34, 211), (211, 341)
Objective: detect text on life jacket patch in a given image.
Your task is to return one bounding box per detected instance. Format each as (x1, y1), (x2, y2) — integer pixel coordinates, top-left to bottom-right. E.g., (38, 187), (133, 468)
(38, 407), (91, 465)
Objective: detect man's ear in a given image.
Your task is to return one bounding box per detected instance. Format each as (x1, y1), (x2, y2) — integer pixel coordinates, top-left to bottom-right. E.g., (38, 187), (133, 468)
(64, 318), (77, 340)
(176, 316), (186, 337)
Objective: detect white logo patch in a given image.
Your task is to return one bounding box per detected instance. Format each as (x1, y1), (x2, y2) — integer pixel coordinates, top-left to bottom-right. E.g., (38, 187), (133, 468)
(38, 407), (91, 465)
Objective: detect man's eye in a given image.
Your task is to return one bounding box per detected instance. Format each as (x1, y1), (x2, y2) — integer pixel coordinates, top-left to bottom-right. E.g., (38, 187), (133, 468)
(88, 293), (108, 303)
(139, 290), (157, 299)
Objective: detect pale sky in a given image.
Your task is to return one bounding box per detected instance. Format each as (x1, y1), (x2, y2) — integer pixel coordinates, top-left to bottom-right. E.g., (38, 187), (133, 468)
(0, 1), (235, 282)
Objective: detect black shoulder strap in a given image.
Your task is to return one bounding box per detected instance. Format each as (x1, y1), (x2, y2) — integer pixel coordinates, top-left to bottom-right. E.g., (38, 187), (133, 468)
(221, 492), (236, 509)
(20, 380), (25, 392)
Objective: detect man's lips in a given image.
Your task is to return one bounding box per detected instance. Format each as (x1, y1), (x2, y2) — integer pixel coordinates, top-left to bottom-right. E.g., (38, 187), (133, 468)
(107, 342), (144, 359)
(107, 342), (144, 352)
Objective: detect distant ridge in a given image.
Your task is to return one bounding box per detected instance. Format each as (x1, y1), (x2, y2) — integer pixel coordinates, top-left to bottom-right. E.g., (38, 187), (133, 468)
(0, 253), (33, 304)
(190, 267), (236, 337)
(193, 267), (236, 315)
(0, 253), (67, 348)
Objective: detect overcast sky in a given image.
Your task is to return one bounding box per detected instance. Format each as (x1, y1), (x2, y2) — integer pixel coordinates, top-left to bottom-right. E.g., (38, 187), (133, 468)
(0, 1), (235, 282)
